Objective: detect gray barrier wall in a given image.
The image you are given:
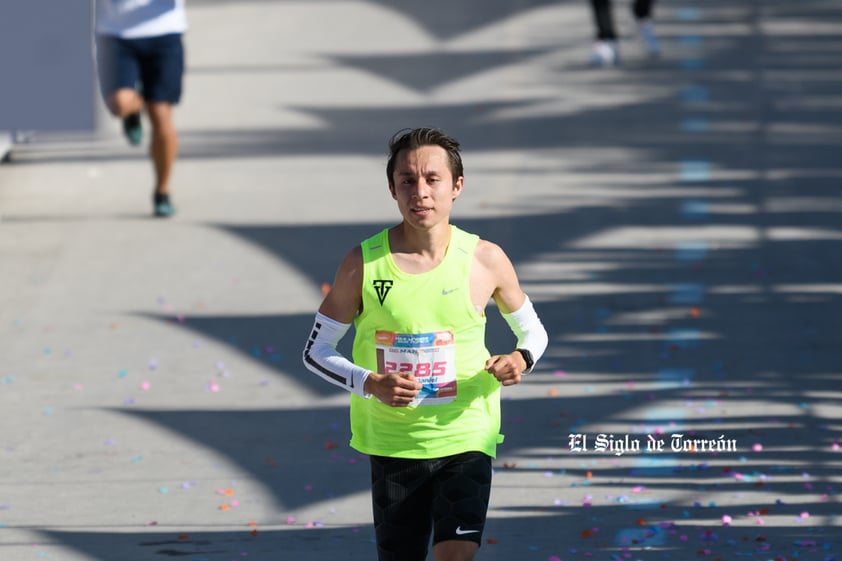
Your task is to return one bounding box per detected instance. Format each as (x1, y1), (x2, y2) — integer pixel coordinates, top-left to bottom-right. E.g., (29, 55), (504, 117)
(0, 132), (11, 161)
(0, 0), (96, 132)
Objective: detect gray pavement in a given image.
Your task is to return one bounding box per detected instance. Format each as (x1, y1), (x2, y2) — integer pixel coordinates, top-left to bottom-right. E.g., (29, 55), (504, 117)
(2, 1), (842, 560)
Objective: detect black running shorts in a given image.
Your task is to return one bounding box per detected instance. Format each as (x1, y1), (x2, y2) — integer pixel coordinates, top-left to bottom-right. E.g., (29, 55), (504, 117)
(369, 451), (492, 561)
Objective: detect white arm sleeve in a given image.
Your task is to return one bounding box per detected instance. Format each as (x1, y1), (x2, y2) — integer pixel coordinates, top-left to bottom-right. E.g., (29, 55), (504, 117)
(501, 295), (549, 373)
(303, 312), (371, 398)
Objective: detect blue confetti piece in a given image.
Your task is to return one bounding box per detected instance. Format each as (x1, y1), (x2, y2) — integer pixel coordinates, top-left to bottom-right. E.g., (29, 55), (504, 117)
(679, 35), (704, 47)
(669, 283), (706, 304)
(656, 369), (695, 389)
(681, 85), (710, 104)
(680, 160), (711, 182)
(680, 200), (710, 220)
(676, 7), (702, 21)
(615, 528), (667, 546)
(666, 328), (703, 350)
(680, 59), (705, 70)
(681, 118), (709, 133)
(676, 241), (709, 262)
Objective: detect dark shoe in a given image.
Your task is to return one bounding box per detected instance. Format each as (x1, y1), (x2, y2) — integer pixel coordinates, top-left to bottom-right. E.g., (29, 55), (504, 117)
(153, 193), (175, 217)
(123, 112), (143, 146)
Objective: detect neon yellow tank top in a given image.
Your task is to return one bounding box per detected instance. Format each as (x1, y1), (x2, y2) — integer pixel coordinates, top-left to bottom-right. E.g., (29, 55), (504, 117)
(350, 225), (503, 459)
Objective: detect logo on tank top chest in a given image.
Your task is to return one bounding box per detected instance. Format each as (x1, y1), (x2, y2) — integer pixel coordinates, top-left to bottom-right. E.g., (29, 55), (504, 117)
(372, 279), (394, 305)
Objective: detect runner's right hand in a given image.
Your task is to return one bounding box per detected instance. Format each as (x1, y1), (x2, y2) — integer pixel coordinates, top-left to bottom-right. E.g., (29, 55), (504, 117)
(365, 372), (422, 407)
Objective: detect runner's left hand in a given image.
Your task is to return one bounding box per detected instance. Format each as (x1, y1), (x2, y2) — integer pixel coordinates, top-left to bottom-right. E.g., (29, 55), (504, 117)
(485, 352), (527, 386)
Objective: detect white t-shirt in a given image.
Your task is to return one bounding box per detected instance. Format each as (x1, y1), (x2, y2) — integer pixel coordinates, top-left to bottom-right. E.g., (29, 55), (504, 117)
(96, 0), (187, 38)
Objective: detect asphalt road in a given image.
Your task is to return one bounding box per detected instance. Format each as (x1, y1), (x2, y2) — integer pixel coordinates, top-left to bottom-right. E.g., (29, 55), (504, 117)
(1, 1), (841, 560)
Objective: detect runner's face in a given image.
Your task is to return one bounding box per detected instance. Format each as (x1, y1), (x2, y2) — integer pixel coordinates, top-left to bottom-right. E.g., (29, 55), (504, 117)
(390, 145), (463, 228)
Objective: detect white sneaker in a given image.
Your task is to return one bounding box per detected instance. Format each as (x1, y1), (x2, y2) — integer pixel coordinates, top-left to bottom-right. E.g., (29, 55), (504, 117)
(590, 40), (619, 67)
(638, 19), (661, 57)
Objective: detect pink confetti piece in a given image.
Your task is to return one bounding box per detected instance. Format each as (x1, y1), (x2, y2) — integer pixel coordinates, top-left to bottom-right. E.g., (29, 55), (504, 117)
(800, 511), (810, 518)
(286, 516), (296, 524)
(722, 515), (732, 525)
(141, 381), (151, 391)
(752, 443), (763, 452)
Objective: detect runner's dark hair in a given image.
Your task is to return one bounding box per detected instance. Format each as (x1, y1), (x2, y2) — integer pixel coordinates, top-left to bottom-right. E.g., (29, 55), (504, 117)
(386, 127), (464, 184)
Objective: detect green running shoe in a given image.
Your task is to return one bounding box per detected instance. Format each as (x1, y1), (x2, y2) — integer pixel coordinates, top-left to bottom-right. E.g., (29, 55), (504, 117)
(153, 193), (175, 218)
(123, 112), (143, 146)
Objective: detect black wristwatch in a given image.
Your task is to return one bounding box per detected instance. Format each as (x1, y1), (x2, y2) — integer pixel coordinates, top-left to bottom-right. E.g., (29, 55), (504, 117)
(515, 348), (534, 372)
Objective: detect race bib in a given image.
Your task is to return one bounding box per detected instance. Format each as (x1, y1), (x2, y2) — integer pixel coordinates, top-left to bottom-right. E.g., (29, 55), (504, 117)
(375, 330), (457, 406)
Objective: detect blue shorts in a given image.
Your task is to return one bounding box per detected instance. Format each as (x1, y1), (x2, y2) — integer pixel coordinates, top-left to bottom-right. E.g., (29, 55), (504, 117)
(95, 33), (184, 104)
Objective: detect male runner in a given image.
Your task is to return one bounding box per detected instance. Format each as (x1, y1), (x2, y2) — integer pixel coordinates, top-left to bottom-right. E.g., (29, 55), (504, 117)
(95, 0), (187, 217)
(303, 127), (549, 561)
